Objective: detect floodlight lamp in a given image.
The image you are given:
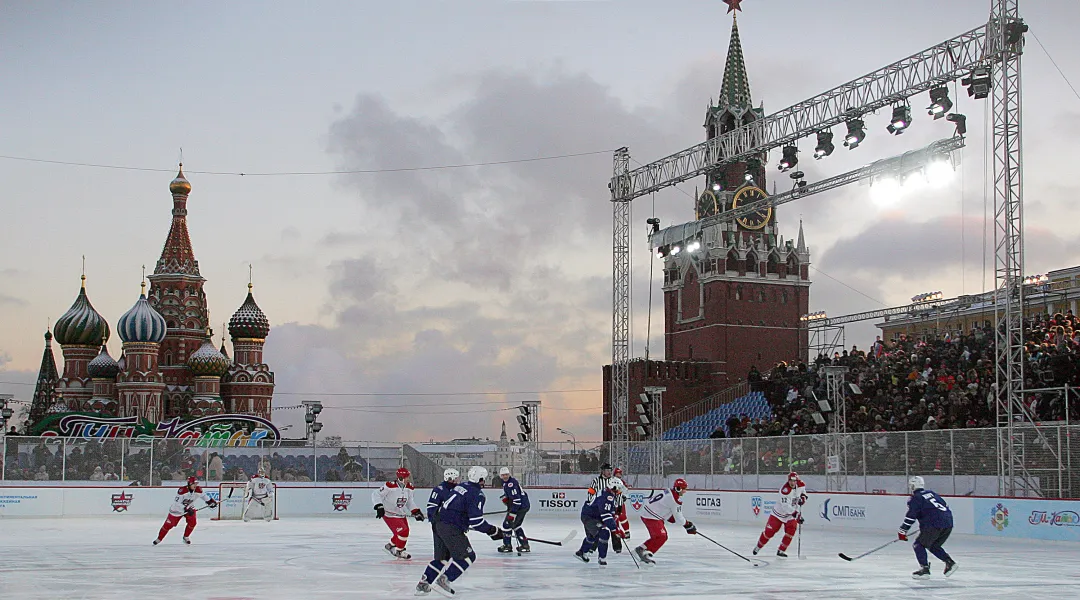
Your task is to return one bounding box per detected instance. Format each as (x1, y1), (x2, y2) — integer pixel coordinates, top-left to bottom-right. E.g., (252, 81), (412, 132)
(639, 393), (650, 404)
(305, 413), (315, 424)
(671, 245), (682, 255)
(744, 172), (754, 182)
(962, 68), (992, 100)
(947, 113), (967, 136)
(778, 145), (799, 172)
(635, 425), (647, 437)
(312, 422), (323, 433)
(926, 158), (954, 187)
(887, 105), (912, 135)
(814, 130), (834, 159)
(844, 119), (866, 149)
(869, 175), (901, 206)
(687, 240), (701, 253)
(712, 183), (722, 192)
(927, 87), (953, 119)
(1005, 20), (1029, 45)
(1, 407), (11, 420)
(639, 415), (650, 426)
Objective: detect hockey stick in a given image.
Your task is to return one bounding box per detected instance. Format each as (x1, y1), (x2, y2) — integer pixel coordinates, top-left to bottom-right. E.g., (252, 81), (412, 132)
(797, 521), (805, 560)
(523, 530), (577, 546)
(623, 535), (641, 569)
(838, 530), (918, 562)
(696, 532), (769, 567)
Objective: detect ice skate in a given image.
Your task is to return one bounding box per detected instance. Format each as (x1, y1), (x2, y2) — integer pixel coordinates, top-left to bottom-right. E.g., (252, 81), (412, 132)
(776, 550), (788, 558)
(414, 581), (431, 596)
(597, 557), (607, 566)
(433, 574), (455, 597)
(634, 545), (655, 565)
(182, 537), (191, 545)
(752, 545), (760, 556)
(384, 543), (398, 557)
(574, 550), (590, 563)
(395, 548), (412, 560)
(912, 565), (931, 579)
(516, 542), (530, 553)
(944, 560), (959, 577)
(497, 543), (514, 553)
(152, 539), (160, 546)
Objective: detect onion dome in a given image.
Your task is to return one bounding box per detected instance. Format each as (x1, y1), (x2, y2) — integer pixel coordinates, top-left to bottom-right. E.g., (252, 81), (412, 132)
(229, 283), (270, 339)
(87, 343), (120, 379)
(170, 164), (191, 195)
(54, 276), (110, 346)
(188, 333), (230, 377)
(117, 282), (167, 344)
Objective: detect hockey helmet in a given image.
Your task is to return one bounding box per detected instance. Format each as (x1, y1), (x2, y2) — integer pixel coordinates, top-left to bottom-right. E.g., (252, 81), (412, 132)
(613, 467), (623, 478)
(607, 476), (627, 495)
(443, 468), (460, 482)
(397, 467), (411, 481)
(908, 475), (925, 493)
(187, 476), (198, 488)
(787, 471), (800, 483)
(499, 466), (511, 480)
(673, 478), (689, 496)
(467, 466), (488, 485)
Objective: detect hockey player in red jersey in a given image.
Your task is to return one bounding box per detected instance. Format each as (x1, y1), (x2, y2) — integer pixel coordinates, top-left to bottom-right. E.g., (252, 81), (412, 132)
(753, 471), (807, 558)
(372, 467), (423, 559)
(153, 476), (217, 545)
(632, 478), (696, 565)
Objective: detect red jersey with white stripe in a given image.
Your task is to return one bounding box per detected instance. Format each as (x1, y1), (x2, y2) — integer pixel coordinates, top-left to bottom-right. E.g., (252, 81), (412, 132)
(371, 481), (419, 518)
(770, 480), (807, 522)
(640, 488), (687, 527)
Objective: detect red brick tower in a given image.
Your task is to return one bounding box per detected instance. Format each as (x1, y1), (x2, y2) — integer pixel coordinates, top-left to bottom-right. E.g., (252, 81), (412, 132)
(602, 11), (811, 440)
(147, 165), (210, 417)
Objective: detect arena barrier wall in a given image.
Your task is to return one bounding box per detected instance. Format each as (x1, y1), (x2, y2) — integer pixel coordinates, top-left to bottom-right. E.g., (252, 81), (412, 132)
(2, 485), (1077, 542)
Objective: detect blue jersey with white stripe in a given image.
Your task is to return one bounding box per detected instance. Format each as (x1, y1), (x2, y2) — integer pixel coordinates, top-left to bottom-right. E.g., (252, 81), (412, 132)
(901, 489), (954, 531)
(501, 476), (530, 510)
(439, 481), (497, 535)
(427, 481), (455, 521)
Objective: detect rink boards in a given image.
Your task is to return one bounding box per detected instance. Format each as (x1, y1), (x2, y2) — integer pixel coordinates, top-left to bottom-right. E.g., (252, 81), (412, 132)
(1, 484), (1078, 542)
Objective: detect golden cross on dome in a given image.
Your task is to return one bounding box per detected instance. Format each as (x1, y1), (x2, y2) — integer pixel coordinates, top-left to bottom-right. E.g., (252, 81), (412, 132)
(723, 0), (744, 14)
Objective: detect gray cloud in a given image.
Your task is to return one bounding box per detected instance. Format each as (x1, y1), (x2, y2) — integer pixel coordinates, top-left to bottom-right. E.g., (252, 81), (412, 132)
(0, 294), (27, 307)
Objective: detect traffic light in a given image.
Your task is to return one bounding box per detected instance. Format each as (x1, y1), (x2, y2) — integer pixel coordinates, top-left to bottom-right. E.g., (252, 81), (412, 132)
(516, 405), (532, 443)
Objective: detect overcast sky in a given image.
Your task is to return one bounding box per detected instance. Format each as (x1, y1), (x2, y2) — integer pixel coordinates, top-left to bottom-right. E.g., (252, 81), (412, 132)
(2, 1), (1078, 443)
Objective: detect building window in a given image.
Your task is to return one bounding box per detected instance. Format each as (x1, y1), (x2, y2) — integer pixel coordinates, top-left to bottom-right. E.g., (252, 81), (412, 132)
(735, 286), (742, 301)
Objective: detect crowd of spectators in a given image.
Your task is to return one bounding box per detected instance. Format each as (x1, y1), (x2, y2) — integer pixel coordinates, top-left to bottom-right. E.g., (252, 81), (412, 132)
(723, 311), (1080, 440)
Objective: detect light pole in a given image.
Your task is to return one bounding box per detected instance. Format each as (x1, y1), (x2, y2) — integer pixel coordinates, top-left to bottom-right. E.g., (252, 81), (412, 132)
(556, 427), (577, 473)
(0, 395), (13, 481)
(303, 401), (323, 482)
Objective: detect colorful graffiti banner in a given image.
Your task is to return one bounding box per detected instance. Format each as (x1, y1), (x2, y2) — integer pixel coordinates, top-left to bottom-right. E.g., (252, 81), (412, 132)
(38, 414), (281, 447)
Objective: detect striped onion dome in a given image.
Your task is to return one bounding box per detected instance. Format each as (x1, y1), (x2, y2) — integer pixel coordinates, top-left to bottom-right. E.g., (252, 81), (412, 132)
(117, 285), (167, 344)
(228, 283), (270, 339)
(188, 335), (230, 377)
(87, 343), (120, 379)
(53, 277), (110, 346)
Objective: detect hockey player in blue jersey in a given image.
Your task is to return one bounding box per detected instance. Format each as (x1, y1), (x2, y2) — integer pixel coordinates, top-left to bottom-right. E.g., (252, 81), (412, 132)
(898, 476), (958, 579)
(574, 476), (626, 567)
(497, 467), (531, 554)
(416, 466), (503, 596)
(427, 468), (460, 523)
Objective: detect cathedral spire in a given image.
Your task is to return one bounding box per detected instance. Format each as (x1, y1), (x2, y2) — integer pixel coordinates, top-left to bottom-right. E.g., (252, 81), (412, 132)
(154, 164), (202, 277)
(28, 329), (60, 428)
(797, 220), (806, 254)
(718, 12), (752, 112)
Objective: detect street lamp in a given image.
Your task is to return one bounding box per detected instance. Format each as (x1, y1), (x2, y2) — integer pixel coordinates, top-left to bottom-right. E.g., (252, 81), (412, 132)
(0, 395), (13, 481)
(556, 427), (577, 472)
(303, 401), (324, 482)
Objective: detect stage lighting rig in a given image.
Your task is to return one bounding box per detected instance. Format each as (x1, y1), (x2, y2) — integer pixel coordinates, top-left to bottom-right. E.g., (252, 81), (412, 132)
(927, 87), (953, 119)
(814, 130), (835, 159)
(843, 118), (866, 150)
(947, 113), (968, 136)
(887, 104), (912, 135)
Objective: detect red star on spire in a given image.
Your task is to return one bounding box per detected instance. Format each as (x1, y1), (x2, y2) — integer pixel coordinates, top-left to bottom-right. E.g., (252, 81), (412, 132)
(723, 0), (744, 13)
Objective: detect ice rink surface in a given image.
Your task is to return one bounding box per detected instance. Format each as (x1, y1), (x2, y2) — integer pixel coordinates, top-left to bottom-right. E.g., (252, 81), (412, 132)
(2, 516), (1079, 599)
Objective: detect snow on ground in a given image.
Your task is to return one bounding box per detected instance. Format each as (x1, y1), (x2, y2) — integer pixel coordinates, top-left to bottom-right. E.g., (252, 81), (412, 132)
(1, 516), (1078, 599)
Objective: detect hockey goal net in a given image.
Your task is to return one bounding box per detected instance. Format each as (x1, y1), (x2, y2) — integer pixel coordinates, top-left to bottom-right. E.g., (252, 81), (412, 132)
(215, 482), (278, 520)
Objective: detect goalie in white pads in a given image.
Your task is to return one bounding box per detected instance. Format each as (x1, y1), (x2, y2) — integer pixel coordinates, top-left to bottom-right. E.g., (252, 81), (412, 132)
(243, 467), (275, 522)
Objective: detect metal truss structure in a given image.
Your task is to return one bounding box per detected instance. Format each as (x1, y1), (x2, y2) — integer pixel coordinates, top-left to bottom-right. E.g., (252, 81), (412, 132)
(822, 366), (850, 492)
(609, 1), (1029, 494)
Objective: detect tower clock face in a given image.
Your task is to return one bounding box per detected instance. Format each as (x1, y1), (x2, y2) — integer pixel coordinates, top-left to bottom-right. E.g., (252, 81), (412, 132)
(697, 189), (720, 219)
(731, 185), (772, 230)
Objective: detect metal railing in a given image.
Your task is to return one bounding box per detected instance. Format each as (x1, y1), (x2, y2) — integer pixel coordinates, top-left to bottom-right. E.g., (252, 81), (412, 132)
(661, 381), (749, 432)
(4, 425), (1075, 498)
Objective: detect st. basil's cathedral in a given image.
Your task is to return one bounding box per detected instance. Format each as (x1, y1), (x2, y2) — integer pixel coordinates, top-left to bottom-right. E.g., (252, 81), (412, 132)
(28, 167), (275, 428)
